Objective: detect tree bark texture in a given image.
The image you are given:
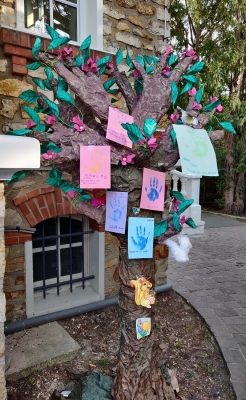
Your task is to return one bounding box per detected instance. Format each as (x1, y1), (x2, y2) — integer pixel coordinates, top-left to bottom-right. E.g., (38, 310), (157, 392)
(112, 248), (176, 400)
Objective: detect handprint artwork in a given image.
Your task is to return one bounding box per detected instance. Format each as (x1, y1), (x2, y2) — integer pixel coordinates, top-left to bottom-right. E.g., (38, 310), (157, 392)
(145, 177), (162, 202)
(106, 107), (133, 148)
(80, 146), (111, 188)
(173, 125), (218, 176)
(105, 191), (128, 234)
(140, 168), (165, 211)
(128, 217), (154, 259)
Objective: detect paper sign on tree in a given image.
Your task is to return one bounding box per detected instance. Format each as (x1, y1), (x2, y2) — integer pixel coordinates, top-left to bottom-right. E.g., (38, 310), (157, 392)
(105, 191), (128, 234)
(80, 146), (111, 189)
(128, 217), (154, 259)
(106, 106), (134, 148)
(140, 168), (165, 211)
(173, 125), (218, 176)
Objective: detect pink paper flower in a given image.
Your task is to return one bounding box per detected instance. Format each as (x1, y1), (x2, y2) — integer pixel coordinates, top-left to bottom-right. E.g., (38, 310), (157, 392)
(67, 190), (75, 198)
(27, 119), (36, 129)
(134, 70), (140, 79)
(137, 137), (158, 152)
(216, 104), (223, 112)
(181, 48), (197, 60)
(165, 45), (173, 55)
(172, 198), (180, 212)
(81, 57), (100, 73)
(42, 150), (57, 160)
(180, 215), (188, 225)
(56, 47), (73, 61)
(210, 96), (218, 102)
(45, 115), (57, 125)
(91, 189), (106, 207)
(162, 66), (171, 76)
(170, 113), (180, 123)
(188, 87), (197, 96)
(120, 153), (135, 166)
(107, 60), (114, 69)
(71, 115), (85, 132)
(192, 101), (202, 110)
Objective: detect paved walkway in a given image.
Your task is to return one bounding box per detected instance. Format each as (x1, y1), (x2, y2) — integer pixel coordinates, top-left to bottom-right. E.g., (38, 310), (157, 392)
(167, 211), (246, 400)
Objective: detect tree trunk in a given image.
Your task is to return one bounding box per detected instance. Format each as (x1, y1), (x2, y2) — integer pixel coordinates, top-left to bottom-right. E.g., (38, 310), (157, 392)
(223, 133), (235, 214)
(112, 247), (175, 400)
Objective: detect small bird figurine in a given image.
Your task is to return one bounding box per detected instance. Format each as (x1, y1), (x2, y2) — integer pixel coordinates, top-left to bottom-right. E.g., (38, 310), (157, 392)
(177, 106), (198, 126)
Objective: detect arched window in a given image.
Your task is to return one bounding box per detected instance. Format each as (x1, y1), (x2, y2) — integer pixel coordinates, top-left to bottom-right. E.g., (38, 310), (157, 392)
(25, 215), (105, 317)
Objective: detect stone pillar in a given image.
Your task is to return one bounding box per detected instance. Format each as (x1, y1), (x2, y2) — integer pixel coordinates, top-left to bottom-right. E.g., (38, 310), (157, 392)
(0, 183), (7, 400)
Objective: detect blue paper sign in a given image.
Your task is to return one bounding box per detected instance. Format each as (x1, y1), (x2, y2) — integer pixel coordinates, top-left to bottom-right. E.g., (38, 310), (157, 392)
(105, 191), (128, 234)
(128, 217), (154, 259)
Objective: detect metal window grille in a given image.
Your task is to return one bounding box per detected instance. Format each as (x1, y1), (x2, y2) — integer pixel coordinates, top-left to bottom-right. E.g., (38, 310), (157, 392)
(32, 215), (94, 299)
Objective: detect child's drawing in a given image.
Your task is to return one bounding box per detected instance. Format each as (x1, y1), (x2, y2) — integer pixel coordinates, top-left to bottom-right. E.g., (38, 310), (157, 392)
(105, 191), (128, 234)
(140, 168), (165, 211)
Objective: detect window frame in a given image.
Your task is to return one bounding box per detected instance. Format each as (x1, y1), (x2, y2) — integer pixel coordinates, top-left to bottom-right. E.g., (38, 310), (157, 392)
(15, 0), (103, 50)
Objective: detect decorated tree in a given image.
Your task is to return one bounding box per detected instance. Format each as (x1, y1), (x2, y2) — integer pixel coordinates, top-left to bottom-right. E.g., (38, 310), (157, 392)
(7, 27), (234, 399)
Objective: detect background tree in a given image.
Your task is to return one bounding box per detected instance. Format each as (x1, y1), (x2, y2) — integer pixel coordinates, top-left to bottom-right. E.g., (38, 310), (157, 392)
(7, 27), (233, 399)
(169, 0), (246, 214)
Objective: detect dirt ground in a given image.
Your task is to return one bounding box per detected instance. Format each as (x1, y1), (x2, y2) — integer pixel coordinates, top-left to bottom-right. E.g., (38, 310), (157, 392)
(6, 290), (234, 400)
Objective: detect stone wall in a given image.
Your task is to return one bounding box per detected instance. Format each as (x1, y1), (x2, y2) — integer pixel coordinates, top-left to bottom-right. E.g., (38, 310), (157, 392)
(103, 0), (170, 56)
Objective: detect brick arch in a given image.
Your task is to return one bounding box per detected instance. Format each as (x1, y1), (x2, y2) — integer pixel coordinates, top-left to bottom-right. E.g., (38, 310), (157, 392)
(13, 186), (80, 227)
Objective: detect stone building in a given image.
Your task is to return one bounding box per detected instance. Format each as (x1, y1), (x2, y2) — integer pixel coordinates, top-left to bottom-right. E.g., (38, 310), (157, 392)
(0, 1), (170, 397)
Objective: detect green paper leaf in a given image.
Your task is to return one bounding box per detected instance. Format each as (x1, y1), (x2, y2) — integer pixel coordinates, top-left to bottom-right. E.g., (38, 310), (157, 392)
(47, 143), (61, 153)
(57, 79), (68, 92)
(195, 86), (204, 104)
(108, 89), (119, 95)
(177, 199), (194, 215)
(183, 74), (200, 85)
(44, 67), (54, 81)
(103, 78), (117, 92)
(202, 99), (221, 111)
(111, 98), (118, 104)
(96, 56), (111, 67)
(168, 54), (178, 66)
(134, 79), (143, 94)
(19, 90), (39, 104)
(79, 35), (91, 51)
(185, 218), (197, 229)
(32, 37), (42, 59)
(135, 55), (145, 68)
(7, 170), (30, 184)
(6, 128), (32, 136)
(60, 181), (81, 193)
(143, 118), (157, 139)
(126, 48), (134, 71)
(26, 62), (41, 70)
(116, 48), (123, 66)
(75, 55), (84, 68)
(179, 82), (192, 95)
(56, 90), (75, 106)
(99, 64), (107, 75)
(42, 79), (52, 90)
(171, 81), (179, 105)
(32, 77), (46, 90)
(35, 124), (47, 132)
(22, 105), (40, 125)
(170, 129), (178, 149)
(172, 212), (181, 232)
(170, 190), (185, 202)
(187, 61), (205, 75)
(218, 121), (236, 134)
(46, 25), (60, 40)
(45, 168), (62, 187)
(152, 56), (159, 63)
(142, 55), (153, 65)
(48, 36), (70, 50)
(146, 66), (154, 74)
(80, 194), (92, 201)
(121, 122), (144, 144)
(154, 219), (168, 238)
(44, 99), (60, 117)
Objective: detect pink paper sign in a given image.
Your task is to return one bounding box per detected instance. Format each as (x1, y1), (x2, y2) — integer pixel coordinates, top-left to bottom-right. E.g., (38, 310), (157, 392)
(106, 106), (134, 148)
(140, 168), (165, 211)
(105, 191), (128, 234)
(80, 146), (111, 189)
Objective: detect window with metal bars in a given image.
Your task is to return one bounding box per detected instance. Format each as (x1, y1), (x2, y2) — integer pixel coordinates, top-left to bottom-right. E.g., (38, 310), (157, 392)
(32, 215), (94, 299)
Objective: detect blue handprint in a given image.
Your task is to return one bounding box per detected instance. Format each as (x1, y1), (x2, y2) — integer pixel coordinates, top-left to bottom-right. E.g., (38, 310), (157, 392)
(110, 198), (126, 222)
(131, 225), (149, 250)
(145, 177), (162, 202)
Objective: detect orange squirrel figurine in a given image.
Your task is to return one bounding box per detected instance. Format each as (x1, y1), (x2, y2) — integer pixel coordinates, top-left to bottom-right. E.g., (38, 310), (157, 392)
(130, 277), (156, 308)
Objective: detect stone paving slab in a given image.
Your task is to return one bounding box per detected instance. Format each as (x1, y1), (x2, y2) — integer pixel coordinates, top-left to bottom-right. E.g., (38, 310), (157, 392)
(167, 214), (246, 400)
(5, 321), (80, 381)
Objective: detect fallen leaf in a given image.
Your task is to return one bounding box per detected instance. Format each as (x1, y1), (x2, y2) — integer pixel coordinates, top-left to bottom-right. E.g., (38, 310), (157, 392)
(168, 368), (179, 392)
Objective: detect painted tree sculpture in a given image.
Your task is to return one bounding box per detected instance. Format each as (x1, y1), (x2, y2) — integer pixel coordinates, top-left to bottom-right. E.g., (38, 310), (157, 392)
(7, 27), (233, 399)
